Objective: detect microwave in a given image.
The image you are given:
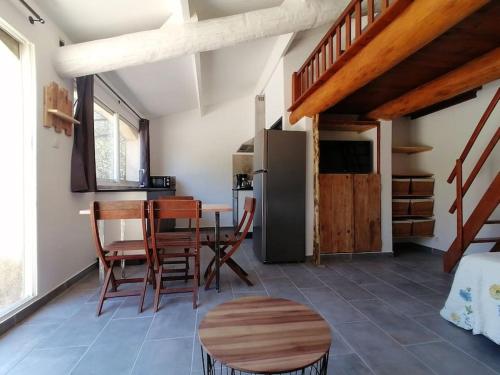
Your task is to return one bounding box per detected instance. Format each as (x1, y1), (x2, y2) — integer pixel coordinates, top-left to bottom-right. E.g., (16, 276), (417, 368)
(150, 176), (176, 189)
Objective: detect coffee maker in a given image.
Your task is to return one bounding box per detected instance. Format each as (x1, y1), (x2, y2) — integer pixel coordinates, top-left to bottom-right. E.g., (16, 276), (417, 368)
(234, 173), (251, 189)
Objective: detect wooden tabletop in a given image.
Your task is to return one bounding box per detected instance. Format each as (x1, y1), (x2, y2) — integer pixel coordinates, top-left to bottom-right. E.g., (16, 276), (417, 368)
(198, 296), (331, 373)
(201, 203), (232, 213)
(79, 203), (232, 216)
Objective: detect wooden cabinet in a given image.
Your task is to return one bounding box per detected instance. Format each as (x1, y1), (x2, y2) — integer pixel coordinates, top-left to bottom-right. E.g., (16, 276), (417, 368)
(319, 174), (381, 253)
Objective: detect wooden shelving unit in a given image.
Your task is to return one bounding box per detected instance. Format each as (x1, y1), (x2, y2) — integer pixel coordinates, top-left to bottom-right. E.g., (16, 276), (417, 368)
(392, 145), (433, 154)
(392, 174), (435, 238)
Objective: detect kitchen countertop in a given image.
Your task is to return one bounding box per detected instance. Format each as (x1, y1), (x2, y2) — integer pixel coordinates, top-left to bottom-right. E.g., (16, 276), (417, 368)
(96, 187), (176, 193)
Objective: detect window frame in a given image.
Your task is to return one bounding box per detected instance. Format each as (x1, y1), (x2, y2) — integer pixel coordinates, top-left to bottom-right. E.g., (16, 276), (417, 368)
(0, 18), (37, 319)
(93, 97), (140, 188)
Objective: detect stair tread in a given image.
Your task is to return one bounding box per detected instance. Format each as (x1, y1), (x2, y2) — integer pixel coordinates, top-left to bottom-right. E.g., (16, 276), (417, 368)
(471, 237), (500, 243)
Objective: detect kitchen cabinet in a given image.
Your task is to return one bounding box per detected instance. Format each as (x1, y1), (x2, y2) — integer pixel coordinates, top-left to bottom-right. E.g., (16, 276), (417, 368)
(319, 174), (381, 253)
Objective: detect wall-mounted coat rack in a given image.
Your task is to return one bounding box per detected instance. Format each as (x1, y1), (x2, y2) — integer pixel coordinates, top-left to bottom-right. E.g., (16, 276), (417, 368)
(43, 82), (80, 136)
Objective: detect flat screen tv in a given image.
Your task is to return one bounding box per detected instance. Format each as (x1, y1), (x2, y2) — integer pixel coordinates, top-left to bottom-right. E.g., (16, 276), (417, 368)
(319, 140), (373, 173)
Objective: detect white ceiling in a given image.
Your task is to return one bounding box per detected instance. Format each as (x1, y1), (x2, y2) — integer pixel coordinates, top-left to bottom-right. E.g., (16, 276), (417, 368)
(35, 0), (285, 118)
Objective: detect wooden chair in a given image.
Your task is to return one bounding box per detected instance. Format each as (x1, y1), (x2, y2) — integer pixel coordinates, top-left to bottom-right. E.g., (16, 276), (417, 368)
(149, 199), (201, 311)
(89, 200), (152, 316)
(156, 196), (195, 282)
(203, 197), (256, 290)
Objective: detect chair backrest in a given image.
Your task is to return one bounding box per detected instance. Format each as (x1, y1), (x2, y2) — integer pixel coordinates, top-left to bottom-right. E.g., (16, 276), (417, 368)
(157, 196), (195, 229)
(159, 196), (194, 200)
(89, 200), (150, 265)
(235, 197), (256, 239)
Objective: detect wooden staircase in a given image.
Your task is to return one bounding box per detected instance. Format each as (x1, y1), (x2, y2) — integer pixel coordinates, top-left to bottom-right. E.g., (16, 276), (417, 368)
(443, 88), (500, 272)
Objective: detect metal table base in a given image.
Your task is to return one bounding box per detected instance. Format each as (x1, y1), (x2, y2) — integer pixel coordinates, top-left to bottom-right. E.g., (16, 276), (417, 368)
(201, 347), (329, 375)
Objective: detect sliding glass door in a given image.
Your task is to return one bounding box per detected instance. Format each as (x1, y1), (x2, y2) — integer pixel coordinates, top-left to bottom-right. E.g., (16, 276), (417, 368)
(0, 24), (36, 317)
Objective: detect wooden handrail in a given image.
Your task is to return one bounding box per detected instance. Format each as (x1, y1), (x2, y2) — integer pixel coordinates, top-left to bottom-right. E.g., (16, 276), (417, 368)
(289, 0), (412, 110)
(449, 126), (500, 213)
(447, 88), (500, 183)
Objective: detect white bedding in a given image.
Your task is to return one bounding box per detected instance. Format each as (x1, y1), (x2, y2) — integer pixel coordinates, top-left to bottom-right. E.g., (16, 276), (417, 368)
(440, 252), (500, 344)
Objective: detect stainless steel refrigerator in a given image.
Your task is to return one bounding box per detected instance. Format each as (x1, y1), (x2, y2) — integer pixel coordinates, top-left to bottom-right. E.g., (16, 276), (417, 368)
(253, 129), (306, 263)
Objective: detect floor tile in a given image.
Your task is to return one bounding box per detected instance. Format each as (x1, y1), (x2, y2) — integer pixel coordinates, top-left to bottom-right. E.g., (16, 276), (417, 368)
(280, 264), (324, 289)
(361, 282), (435, 316)
(147, 296), (196, 340)
(350, 299), (439, 345)
(328, 353), (373, 375)
(0, 323), (59, 374)
(368, 271), (438, 296)
(72, 317), (152, 375)
(36, 301), (121, 349)
(406, 341), (498, 375)
(328, 263), (380, 285)
(8, 347), (86, 375)
(336, 321), (432, 375)
(112, 289), (155, 319)
(415, 314), (500, 373)
(132, 337), (193, 375)
(329, 328), (354, 356)
(301, 287), (366, 325)
(24, 288), (96, 325)
(320, 275), (375, 301)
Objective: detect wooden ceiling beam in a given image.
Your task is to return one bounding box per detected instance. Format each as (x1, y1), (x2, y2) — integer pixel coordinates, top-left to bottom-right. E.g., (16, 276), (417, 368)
(367, 48), (500, 120)
(289, 0), (489, 125)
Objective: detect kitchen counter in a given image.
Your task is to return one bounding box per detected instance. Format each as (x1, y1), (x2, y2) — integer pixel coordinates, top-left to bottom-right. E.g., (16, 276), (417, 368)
(96, 187), (176, 193)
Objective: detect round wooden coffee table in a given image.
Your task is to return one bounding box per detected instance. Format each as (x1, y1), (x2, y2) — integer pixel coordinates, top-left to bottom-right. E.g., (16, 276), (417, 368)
(198, 296), (331, 374)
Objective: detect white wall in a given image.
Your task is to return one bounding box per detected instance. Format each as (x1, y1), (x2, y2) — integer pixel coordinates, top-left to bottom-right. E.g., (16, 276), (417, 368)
(0, 1), (96, 304)
(263, 59), (285, 129)
(392, 81), (500, 253)
(150, 96), (254, 227)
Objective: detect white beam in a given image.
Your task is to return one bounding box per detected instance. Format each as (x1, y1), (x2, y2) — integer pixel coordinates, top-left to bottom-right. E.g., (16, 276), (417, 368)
(191, 52), (204, 115)
(54, 0), (351, 77)
(254, 32), (296, 95)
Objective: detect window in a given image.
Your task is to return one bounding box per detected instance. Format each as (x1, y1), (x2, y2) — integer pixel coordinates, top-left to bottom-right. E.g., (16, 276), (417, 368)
(94, 100), (140, 186)
(0, 24), (36, 317)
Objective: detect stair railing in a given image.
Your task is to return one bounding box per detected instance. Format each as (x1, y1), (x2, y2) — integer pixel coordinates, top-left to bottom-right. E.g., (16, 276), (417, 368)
(289, 0), (412, 111)
(448, 88), (500, 252)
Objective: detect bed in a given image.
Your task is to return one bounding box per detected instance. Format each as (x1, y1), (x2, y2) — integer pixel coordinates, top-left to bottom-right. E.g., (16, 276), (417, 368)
(440, 252), (500, 344)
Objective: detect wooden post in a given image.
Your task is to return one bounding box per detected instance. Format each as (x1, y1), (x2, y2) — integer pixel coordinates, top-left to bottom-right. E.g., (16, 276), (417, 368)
(455, 159), (464, 251)
(376, 123), (381, 174)
(354, 1), (362, 39)
(312, 115), (321, 265)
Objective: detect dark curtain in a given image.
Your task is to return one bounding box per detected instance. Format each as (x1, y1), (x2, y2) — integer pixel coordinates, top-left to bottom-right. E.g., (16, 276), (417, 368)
(139, 118), (151, 187)
(71, 75), (97, 192)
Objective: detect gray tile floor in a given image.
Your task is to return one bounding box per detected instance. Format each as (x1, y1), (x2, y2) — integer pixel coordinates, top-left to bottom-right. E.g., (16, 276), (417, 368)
(1, 241), (499, 375)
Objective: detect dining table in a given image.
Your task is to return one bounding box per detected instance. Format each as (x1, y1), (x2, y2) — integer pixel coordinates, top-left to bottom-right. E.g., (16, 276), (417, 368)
(79, 202), (232, 293)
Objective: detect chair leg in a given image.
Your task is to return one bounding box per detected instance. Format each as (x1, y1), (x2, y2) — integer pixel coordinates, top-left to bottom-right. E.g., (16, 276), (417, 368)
(153, 265), (163, 313)
(109, 259), (118, 292)
(184, 248), (189, 283)
(138, 267), (150, 313)
(204, 256), (216, 280)
(226, 259), (253, 286)
(193, 253), (199, 309)
(97, 267), (113, 316)
(204, 266), (216, 291)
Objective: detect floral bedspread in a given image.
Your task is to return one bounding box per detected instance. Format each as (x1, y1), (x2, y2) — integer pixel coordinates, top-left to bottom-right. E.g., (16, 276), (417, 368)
(440, 252), (500, 345)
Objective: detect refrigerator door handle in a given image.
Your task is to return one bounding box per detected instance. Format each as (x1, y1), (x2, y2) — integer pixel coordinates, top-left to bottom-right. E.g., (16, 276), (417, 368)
(253, 169), (268, 175)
